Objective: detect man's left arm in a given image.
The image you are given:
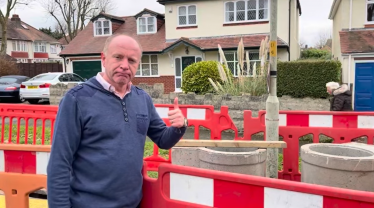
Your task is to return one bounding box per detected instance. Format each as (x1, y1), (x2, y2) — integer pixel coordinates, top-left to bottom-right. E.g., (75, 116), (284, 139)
(146, 96), (186, 149)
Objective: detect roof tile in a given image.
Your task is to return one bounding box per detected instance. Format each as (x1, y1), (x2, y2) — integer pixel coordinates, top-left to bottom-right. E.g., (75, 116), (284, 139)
(60, 10), (288, 56)
(340, 29), (374, 54)
(0, 15), (59, 43)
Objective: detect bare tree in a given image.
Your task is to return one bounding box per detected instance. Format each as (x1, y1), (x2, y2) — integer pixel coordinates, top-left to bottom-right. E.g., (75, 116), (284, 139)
(0, 0), (32, 55)
(39, 0), (115, 45)
(299, 37), (307, 49)
(314, 29), (332, 49)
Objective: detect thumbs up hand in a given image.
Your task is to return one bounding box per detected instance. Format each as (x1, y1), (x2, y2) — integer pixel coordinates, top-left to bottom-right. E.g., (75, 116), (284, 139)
(168, 97), (185, 128)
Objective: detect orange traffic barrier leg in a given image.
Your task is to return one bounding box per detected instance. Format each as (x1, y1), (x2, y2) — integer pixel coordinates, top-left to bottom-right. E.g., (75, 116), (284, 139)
(0, 172), (47, 208)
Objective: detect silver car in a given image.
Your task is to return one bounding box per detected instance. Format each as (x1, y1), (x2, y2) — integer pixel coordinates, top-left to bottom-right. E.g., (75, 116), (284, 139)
(20, 72), (86, 104)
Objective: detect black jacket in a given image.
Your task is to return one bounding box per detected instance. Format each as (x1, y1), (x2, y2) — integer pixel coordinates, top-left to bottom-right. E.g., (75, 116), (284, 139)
(330, 84), (353, 111)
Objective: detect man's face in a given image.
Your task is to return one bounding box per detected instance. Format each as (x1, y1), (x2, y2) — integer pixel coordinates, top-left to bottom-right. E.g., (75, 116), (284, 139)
(101, 36), (141, 86)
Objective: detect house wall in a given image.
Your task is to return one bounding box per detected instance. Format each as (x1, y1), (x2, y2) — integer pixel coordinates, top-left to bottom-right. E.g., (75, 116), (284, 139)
(163, 0), (300, 60)
(332, 0), (371, 60)
(6, 39), (62, 62)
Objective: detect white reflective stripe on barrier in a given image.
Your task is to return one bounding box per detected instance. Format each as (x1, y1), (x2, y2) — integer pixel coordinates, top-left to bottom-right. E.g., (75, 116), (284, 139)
(36, 152), (50, 175)
(264, 187), (323, 208)
(0, 150), (4, 172)
(358, 116), (374, 129)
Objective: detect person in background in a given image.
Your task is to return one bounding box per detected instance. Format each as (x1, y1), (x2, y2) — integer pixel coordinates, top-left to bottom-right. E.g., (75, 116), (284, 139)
(326, 82), (353, 111)
(47, 34), (188, 208)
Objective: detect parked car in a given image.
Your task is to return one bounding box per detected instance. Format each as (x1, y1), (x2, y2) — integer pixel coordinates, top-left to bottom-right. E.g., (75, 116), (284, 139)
(0, 75), (30, 103)
(20, 72), (86, 104)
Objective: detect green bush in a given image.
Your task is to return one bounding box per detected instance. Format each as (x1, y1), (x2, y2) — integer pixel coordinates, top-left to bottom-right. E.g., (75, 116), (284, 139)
(278, 60), (341, 98)
(300, 49), (332, 60)
(182, 61), (233, 94)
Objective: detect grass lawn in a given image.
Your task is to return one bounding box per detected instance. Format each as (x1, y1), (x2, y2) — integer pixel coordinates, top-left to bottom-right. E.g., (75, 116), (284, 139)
(1, 124), (301, 178)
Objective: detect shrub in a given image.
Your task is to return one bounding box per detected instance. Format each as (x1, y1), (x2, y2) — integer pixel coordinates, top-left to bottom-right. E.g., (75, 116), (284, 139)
(277, 60), (342, 98)
(182, 60), (232, 94)
(0, 56), (19, 76)
(300, 49), (332, 60)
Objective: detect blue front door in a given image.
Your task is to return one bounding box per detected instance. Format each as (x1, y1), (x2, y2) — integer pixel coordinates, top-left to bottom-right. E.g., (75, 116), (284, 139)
(355, 63), (374, 111)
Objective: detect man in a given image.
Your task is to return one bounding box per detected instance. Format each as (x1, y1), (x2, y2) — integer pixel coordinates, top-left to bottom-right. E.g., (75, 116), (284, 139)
(47, 34), (187, 208)
(326, 82), (353, 111)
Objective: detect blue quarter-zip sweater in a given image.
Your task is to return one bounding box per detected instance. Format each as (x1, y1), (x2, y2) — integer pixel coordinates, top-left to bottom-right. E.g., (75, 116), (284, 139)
(47, 78), (186, 208)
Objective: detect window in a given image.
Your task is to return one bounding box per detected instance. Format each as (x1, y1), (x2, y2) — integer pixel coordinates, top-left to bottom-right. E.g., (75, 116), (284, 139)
(34, 42), (46, 53)
(50, 45), (57, 54)
(12, 41), (27, 52)
(94, 19), (111, 36)
(225, 0), (268, 23)
(223, 51), (261, 77)
(138, 16), (156, 34)
(367, 0), (374, 22)
(17, 59), (28, 63)
(34, 59), (47, 62)
(30, 73), (58, 81)
(178, 5), (197, 26)
(136, 55), (159, 76)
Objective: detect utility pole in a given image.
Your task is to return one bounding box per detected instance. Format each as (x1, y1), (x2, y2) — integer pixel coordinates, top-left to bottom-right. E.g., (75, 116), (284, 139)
(265, 0), (279, 179)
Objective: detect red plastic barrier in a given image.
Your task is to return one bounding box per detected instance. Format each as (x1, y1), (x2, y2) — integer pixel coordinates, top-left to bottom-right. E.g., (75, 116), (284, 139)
(243, 110), (374, 182)
(0, 104), (58, 145)
(144, 104), (238, 171)
(0, 104), (238, 170)
(141, 162), (374, 208)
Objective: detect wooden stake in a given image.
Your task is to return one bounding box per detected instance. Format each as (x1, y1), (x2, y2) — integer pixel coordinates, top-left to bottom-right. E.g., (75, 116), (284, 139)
(174, 140), (286, 149)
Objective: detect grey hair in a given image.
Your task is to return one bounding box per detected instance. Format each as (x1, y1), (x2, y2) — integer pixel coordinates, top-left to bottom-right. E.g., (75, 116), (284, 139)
(102, 33), (143, 56)
(326, 82), (340, 90)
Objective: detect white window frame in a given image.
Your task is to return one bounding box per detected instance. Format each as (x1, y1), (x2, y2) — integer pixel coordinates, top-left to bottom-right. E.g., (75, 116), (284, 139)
(93, 18), (112, 37)
(50, 44), (57, 54)
(177, 5), (197, 27)
(220, 50), (261, 77)
(366, 0), (374, 24)
(136, 54), (159, 77)
(137, 16), (157, 34)
(224, 0), (269, 24)
(12, 41), (28, 52)
(17, 58), (28, 63)
(34, 59), (48, 63)
(34, 42), (46, 53)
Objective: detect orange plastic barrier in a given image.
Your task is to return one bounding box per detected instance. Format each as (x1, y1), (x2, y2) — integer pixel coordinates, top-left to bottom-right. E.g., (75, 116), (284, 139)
(141, 162), (374, 208)
(243, 110), (374, 181)
(0, 144), (49, 208)
(144, 104), (238, 171)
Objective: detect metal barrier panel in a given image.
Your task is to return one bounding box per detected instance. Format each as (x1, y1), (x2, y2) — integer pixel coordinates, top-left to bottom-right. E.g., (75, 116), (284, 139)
(0, 144), (49, 208)
(243, 110), (374, 181)
(141, 162), (374, 208)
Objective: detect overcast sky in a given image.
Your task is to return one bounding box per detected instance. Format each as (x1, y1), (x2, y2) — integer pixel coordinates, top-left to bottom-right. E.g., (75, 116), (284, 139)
(1, 0), (333, 47)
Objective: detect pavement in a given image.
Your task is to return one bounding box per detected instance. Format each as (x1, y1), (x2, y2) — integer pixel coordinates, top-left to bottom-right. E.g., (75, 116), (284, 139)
(0, 192), (47, 208)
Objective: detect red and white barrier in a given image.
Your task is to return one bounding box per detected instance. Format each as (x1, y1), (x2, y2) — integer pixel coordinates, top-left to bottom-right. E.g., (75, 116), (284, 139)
(145, 104), (238, 171)
(141, 163), (374, 208)
(0, 149), (49, 175)
(279, 113), (374, 128)
(243, 110), (374, 182)
(169, 173), (325, 207)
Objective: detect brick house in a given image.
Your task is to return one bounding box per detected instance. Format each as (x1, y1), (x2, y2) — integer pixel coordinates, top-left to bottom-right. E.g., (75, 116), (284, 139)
(0, 14), (62, 63)
(59, 0), (302, 93)
(329, 0), (374, 111)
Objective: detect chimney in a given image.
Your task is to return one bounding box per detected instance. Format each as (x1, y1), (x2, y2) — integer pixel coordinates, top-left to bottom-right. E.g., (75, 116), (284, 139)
(11, 14), (22, 28)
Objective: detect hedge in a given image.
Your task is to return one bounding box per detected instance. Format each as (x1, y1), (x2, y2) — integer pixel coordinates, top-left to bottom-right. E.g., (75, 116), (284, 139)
(277, 60), (342, 98)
